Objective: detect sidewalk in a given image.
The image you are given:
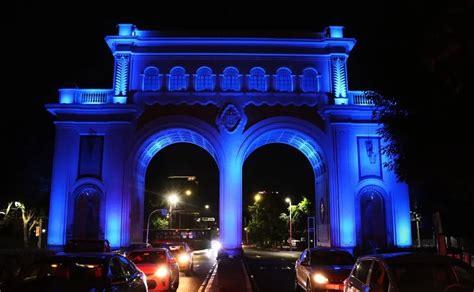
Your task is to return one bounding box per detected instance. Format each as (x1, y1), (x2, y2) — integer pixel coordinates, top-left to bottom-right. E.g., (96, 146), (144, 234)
(201, 258), (253, 292)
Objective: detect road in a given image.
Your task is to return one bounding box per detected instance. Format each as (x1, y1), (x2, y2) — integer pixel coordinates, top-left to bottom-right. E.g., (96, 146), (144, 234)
(244, 247), (300, 292)
(177, 249), (217, 291)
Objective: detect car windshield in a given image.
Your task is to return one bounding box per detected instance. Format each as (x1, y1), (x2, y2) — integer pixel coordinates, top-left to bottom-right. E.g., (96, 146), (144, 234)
(310, 251), (355, 265)
(159, 244), (186, 255)
(128, 251), (168, 264)
(391, 262), (457, 292)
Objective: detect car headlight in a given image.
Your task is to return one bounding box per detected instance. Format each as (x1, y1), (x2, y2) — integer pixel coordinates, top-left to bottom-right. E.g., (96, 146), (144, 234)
(178, 254), (190, 263)
(154, 266), (168, 278)
(313, 273), (329, 284)
(211, 240), (221, 250)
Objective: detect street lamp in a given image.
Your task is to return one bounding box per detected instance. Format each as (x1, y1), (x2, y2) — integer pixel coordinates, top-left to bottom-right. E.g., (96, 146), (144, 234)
(146, 209), (164, 244)
(254, 193), (262, 203)
(168, 194), (179, 229)
(285, 198), (293, 251)
(205, 204), (210, 209)
(185, 189), (192, 196)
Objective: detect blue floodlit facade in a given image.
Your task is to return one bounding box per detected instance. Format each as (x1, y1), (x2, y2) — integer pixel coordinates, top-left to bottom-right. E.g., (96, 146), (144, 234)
(46, 24), (411, 252)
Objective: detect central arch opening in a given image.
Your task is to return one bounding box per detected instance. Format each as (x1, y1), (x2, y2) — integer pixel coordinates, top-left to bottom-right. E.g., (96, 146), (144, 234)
(144, 143), (219, 250)
(243, 144), (315, 249)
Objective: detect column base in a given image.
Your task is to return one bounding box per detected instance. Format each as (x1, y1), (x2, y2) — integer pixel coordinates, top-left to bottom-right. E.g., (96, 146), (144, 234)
(217, 247), (244, 260)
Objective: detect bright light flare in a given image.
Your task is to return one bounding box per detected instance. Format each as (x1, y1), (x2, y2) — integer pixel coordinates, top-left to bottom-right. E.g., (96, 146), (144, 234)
(313, 273), (329, 284)
(155, 266), (169, 278)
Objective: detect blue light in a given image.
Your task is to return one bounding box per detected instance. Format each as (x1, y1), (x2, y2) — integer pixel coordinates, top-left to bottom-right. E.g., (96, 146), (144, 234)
(340, 217), (355, 247)
(328, 26), (344, 38)
(47, 190), (66, 245)
(106, 211), (121, 248)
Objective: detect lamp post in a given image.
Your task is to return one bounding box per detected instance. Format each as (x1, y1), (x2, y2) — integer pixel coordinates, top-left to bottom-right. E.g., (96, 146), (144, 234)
(168, 194), (179, 229)
(285, 198), (293, 251)
(146, 209), (164, 245)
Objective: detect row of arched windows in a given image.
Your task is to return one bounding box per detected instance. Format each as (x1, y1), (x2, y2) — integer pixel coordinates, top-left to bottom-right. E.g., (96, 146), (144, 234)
(142, 66), (321, 93)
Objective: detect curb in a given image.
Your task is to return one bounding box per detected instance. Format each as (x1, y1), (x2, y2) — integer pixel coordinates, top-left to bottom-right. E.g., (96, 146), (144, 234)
(198, 262), (217, 292)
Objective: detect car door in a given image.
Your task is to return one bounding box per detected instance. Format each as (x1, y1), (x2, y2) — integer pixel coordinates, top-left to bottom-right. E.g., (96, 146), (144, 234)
(345, 259), (372, 292)
(368, 260), (390, 292)
(296, 250), (308, 287)
(109, 257), (129, 292)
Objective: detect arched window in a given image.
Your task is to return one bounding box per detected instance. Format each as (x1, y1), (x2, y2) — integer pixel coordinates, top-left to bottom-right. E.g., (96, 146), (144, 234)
(221, 67), (241, 91)
(74, 185), (101, 240)
(194, 66), (215, 91)
(142, 67), (161, 91)
(360, 188), (387, 249)
(248, 67), (267, 91)
(274, 67), (293, 92)
(168, 66), (187, 91)
(301, 68), (319, 92)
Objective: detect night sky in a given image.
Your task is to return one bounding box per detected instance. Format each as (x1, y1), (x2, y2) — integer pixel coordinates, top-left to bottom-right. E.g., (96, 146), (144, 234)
(8, 2), (473, 233)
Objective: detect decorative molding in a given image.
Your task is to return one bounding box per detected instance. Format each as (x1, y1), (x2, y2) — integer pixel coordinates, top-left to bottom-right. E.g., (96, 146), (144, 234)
(114, 54), (130, 101)
(332, 56), (347, 101)
(216, 103), (245, 133)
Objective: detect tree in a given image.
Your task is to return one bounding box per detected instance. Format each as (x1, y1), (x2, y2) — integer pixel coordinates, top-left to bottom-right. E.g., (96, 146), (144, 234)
(279, 197), (312, 242)
(367, 1), (474, 242)
(2, 201), (39, 248)
(152, 217), (169, 230)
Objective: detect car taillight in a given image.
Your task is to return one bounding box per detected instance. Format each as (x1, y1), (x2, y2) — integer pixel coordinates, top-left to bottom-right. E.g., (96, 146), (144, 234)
(154, 266), (169, 278)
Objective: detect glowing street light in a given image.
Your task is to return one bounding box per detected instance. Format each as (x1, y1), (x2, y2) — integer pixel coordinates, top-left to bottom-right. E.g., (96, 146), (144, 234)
(168, 194), (179, 229)
(205, 204), (210, 209)
(185, 189), (192, 196)
(285, 198), (293, 251)
(254, 193), (262, 202)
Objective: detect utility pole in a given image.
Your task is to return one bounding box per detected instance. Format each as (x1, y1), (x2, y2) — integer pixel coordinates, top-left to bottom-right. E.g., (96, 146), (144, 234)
(37, 218), (43, 248)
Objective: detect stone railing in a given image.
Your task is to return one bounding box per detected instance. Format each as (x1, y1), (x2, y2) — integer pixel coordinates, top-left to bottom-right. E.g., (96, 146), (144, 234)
(59, 89), (114, 104)
(348, 91), (374, 105)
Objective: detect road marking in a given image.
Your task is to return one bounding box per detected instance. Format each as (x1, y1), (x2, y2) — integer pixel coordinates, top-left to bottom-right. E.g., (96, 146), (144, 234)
(198, 262), (217, 292)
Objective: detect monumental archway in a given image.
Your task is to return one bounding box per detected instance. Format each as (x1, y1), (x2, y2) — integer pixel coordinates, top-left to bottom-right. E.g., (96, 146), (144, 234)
(46, 24), (412, 252)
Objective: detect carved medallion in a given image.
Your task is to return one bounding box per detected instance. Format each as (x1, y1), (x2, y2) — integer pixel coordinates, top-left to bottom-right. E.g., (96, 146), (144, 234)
(217, 104), (243, 133)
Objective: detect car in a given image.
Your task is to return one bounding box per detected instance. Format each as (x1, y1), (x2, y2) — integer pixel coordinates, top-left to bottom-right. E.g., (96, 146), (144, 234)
(127, 248), (180, 291)
(116, 242), (152, 257)
(154, 242), (194, 276)
(64, 239), (111, 252)
(4, 252), (151, 291)
(295, 247), (356, 291)
(344, 252), (474, 292)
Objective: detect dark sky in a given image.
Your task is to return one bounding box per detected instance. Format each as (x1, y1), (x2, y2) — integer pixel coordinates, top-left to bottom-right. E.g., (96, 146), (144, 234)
(8, 2), (470, 222)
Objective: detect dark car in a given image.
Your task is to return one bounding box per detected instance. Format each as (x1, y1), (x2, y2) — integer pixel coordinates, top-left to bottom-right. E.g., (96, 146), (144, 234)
(64, 239), (111, 252)
(154, 242), (194, 276)
(4, 252), (150, 291)
(295, 247), (356, 291)
(344, 252), (474, 292)
(127, 248), (179, 291)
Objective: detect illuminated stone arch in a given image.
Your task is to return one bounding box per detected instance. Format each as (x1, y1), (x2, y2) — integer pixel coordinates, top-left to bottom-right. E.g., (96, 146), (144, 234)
(355, 184), (392, 249)
(125, 116), (223, 244)
(239, 117), (333, 246)
(71, 183), (103, 240)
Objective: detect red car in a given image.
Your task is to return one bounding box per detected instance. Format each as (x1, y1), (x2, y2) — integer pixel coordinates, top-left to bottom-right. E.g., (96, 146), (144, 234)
(127, 248), (179, 292)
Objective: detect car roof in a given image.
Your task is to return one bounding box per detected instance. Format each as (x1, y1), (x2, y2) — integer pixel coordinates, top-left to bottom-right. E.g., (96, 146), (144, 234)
(307, 247), (352, 254)
(358, 252), (462, 264)
(42, 252), (119, 261)
(127, 248), (169, 253)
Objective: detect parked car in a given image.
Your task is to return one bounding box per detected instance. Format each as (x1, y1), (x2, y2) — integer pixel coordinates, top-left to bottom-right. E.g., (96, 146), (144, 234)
(344, 252), (474, 292)
(4, 252), (151, 291)
(127, 248), (180, 291)
(154, 242), (194, 276)
(295, 247), (356, 291)
(64, 239), (111, 252)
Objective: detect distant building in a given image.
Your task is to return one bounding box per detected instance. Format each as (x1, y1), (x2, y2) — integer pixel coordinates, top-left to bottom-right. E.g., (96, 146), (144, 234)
(46, 24), (411, 253)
